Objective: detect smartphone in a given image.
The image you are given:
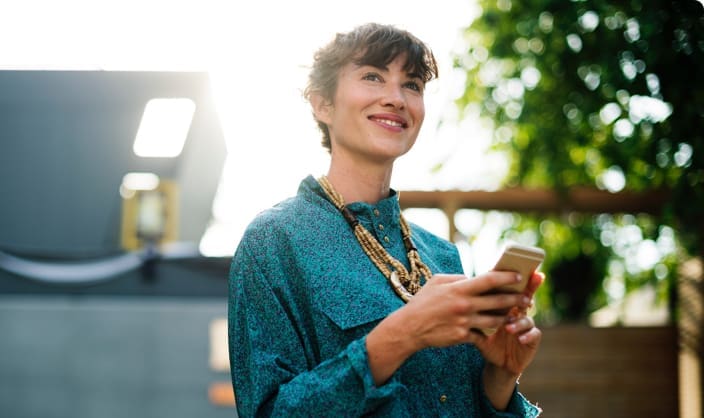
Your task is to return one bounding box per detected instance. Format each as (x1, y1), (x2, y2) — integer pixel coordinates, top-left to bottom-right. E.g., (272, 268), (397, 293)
(491, 243), (545, 293)
(478, 243), (545, 335)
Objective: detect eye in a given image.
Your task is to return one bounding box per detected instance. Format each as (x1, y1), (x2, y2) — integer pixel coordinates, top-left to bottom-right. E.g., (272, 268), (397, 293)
(404, 80), (423, 93)
(362, 72), (383, 82)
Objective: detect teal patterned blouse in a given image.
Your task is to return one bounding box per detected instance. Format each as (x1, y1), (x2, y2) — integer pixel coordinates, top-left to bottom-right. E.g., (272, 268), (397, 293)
(228, 176), (541, 417)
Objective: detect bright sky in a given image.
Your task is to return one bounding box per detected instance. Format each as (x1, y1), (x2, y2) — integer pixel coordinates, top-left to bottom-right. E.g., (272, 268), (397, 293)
(2, 0), (673, 292)
(2, 0), (514, 269)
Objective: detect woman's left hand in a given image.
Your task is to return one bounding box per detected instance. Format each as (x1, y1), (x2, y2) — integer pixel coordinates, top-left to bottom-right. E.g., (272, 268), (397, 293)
(474, 272), (545, 377)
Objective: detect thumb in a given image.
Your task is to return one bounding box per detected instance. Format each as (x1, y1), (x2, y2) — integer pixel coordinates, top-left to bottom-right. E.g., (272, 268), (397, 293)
(524, 271), (545, 296)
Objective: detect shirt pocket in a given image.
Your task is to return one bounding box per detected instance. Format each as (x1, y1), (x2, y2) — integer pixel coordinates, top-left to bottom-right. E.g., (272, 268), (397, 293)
(314, 273), (402, 331)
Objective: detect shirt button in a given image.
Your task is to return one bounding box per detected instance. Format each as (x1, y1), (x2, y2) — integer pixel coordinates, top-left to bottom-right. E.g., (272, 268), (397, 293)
(439, 395), (447, 403)
(378, 224), (384, 230)
(373, 209), (380, 216)
(383, 236), (390, 243)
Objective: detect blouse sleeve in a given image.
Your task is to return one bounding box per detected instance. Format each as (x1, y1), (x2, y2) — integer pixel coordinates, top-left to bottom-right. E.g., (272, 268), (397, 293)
(474, 357), (543, 418)
(228, 240), (403, 417)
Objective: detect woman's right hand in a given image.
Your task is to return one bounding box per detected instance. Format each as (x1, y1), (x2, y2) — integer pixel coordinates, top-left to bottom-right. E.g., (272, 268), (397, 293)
(401, 273), (531, 350)
(365, 272), (530, 385)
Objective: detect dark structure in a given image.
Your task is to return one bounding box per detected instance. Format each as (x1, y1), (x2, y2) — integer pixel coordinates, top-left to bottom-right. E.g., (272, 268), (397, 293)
(0, 71), (235, 418)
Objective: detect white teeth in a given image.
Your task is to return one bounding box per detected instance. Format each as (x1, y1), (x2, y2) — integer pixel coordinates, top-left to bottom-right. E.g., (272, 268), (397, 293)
(376, 118), (403, 127)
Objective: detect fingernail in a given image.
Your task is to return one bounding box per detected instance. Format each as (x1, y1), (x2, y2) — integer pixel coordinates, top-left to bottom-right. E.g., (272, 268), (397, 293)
(515, 274), (522, 282)
(522, 296), (531, 305)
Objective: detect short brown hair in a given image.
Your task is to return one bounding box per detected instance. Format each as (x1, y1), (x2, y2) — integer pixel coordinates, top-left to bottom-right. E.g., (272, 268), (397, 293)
(304, 23), (439, 152)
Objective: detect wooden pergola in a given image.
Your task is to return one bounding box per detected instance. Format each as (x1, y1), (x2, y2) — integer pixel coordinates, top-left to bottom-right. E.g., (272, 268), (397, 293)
(398, 187), (671, 239)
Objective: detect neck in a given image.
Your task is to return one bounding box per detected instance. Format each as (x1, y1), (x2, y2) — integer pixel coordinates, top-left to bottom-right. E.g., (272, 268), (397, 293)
(326, 156), (393, 205)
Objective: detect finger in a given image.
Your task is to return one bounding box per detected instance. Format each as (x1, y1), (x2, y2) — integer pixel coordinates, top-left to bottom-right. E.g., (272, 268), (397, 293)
(517, 326), (542, 345)
(523, 272), (545, 297)
(504, 316), (535, 334)
(474, 293), (531, 314)
(456, 271), (522, 295)
(429, 273), (467, 286)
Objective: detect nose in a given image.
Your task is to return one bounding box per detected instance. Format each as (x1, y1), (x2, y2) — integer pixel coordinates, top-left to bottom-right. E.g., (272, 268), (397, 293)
(381, 83), (406, 110)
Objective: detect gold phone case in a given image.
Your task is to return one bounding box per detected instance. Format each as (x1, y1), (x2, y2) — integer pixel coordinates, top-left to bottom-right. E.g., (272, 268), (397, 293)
(492, 244), (545, 293)
(480, 244), (545, 335)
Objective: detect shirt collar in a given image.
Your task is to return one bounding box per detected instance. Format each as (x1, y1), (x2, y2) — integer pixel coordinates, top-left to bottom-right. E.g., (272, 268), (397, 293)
(300, 175), (401, 227)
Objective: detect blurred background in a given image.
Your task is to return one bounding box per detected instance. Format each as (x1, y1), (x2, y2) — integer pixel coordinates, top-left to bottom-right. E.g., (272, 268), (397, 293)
(0, 1), (702, 417)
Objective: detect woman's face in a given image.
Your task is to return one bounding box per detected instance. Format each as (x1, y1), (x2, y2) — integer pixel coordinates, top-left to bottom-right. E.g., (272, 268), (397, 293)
(316, 54), (426, 165)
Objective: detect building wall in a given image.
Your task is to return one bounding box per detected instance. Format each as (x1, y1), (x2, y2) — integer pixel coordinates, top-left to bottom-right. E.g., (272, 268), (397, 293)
(0, 296), (235, 418)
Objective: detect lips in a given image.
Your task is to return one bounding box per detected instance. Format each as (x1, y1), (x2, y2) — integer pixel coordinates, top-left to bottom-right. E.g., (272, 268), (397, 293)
(368, 113), (408, 129)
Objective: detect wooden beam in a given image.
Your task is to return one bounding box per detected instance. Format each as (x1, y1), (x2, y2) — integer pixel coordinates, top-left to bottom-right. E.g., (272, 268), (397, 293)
(398, 188), (670, 214)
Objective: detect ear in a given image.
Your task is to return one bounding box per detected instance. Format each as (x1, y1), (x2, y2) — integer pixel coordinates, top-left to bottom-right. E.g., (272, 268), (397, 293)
(310, 92), (333, 125)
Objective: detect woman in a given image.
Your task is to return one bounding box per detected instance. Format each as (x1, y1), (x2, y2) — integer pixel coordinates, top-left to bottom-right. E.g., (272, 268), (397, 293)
(228, 23), (543, 417)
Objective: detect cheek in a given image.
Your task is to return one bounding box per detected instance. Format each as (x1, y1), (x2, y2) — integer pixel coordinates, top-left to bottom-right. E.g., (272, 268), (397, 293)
(413, 101), (425, 126)
(345, 87), (376, 110)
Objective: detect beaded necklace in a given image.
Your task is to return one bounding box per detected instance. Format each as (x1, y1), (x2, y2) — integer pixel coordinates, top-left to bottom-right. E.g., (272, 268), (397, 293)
(317, 176), (432, 302)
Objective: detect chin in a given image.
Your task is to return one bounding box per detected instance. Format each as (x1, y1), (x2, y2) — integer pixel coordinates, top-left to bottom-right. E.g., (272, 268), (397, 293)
(373, 145), (412, 161)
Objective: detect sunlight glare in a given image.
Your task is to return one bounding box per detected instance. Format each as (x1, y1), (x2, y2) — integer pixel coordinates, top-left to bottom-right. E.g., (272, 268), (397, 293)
(2, 0), (485, 257)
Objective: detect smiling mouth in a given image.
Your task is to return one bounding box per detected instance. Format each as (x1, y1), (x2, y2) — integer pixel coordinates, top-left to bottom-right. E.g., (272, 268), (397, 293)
(369, 116), (408, 129)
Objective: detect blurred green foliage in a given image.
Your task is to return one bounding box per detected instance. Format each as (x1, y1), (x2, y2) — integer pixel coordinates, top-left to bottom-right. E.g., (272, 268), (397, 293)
(455, 0), (703, 322)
